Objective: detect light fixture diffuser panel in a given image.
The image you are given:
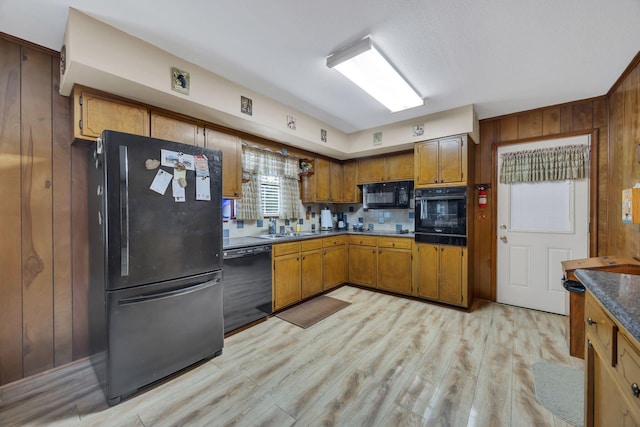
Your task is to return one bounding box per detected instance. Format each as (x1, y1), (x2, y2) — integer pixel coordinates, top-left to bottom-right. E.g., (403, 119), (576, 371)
(329, 40), (423, 112)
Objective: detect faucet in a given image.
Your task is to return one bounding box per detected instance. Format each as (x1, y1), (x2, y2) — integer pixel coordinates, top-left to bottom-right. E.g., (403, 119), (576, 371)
(268, 218), (277, 234)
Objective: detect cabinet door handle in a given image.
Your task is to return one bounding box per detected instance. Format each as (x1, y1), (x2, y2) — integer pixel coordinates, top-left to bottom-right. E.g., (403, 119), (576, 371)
(587, 317), (597, 325)
(632, 383), (640, 398)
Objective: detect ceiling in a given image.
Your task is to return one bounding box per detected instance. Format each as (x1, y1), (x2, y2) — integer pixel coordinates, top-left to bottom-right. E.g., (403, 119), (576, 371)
(2, 0), (639, 134)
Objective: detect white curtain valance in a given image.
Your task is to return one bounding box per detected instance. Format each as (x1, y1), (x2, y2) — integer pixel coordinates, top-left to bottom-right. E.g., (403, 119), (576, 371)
(499, 144), (589, 184)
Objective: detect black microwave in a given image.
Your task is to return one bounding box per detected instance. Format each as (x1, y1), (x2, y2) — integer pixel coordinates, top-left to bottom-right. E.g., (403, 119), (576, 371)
(362, 181), (413, 209)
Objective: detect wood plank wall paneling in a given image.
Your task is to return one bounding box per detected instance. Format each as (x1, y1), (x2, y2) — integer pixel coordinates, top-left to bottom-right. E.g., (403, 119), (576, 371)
(0, 37), (24, 386)
(0, 35), (75, 386)
(52, 57), (74, 366)
(608, 56), (640, 259)
(20, 47), (55, 377)
(475, 98), (609, 301)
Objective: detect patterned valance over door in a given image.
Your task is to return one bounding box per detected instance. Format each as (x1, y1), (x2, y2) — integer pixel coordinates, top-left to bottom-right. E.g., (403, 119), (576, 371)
(499, 144), (589, 184)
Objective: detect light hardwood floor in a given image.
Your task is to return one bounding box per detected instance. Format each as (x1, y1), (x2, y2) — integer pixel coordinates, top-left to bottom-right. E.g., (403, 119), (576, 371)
(0, 286), (583, 426)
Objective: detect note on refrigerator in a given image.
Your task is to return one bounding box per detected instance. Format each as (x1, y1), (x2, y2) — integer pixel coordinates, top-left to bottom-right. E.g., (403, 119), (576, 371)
(161, 149), (195, 171)
(196, 176), (211, 201)
(149, 169), (173, 195)
(172, 179), (186, 202)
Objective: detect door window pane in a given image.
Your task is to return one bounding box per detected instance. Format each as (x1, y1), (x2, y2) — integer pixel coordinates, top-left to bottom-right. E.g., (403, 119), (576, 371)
(510, 180), (573, 232)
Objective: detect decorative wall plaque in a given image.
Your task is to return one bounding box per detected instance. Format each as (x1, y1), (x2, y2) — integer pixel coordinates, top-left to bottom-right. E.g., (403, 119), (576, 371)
(171, 67), (190, 95)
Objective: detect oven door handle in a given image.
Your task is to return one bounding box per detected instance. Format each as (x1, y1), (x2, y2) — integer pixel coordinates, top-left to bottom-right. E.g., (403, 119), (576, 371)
(417, 195), (465, 201)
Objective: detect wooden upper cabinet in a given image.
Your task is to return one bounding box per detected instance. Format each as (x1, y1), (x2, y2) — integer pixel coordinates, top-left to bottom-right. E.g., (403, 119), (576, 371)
(415, 140), (439, 185)
(312, 157), (344, 203)
(73, 87), (149, 140)
(357, 151), (414, 184)
(315, 158), (331, 202)
(342, 160), (361, 203)
(439, 137), (464, 183)
(330, 160), (343, 202)
(150, 113), (204, 147)
(357, 157), (385, 183)
(385, 151), (414, 181)
(415, 135), (466, 187)
(204, 128), (242, 199)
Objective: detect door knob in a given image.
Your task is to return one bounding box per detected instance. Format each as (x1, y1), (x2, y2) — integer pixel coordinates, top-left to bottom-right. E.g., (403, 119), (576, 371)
(499, 235), (507, 242)
(500, 224), (507, 229)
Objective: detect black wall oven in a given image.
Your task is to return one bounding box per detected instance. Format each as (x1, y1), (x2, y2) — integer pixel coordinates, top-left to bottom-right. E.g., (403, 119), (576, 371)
(415, 186), (467, 246)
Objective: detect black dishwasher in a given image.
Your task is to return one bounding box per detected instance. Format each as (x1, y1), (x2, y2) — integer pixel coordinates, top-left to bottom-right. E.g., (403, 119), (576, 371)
(222, 244), (273, 333)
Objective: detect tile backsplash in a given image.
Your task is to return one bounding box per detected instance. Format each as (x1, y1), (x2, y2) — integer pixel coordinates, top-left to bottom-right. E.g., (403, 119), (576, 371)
(224, 202), (414, 238)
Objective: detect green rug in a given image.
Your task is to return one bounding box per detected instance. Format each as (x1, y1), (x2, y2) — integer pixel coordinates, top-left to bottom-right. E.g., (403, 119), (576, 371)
(532, 362), (584, 427)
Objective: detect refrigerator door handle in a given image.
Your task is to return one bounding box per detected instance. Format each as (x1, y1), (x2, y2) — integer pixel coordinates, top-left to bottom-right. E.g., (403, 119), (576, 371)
(117, 277), (221, 305)
(119, 145), (130, 277)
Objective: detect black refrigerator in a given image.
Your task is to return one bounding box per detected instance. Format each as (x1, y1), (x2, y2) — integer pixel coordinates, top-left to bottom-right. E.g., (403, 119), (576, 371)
(86, 130), (224, 405)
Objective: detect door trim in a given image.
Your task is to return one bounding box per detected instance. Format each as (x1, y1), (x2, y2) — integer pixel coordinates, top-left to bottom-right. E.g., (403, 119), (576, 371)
(490, 129), (599, 301)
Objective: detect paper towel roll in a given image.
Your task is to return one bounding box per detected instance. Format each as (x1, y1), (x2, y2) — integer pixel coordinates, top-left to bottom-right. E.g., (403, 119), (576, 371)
(320, 209), (333, 230)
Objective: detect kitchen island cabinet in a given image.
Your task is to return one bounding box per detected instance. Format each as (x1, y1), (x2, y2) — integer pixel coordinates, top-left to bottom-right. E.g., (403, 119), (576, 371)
(576, 269), (640, 427)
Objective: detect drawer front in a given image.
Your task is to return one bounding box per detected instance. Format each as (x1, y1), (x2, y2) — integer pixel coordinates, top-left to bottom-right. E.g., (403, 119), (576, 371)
(348, 235), (377, 247)
(585, 291), (616, 366)
(377, 237), (412, 250)
(273, 242), (300, 257)
(323, 235), (347, 247)
(301, 238), (322, 252)
(616, 331), (640, 413)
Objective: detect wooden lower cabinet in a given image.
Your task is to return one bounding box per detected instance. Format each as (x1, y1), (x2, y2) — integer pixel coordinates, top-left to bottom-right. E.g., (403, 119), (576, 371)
(301, 240), (323, 299)
(415, 243), (467, 307)
(348, 235), (377, 288)
(377, 248), (412, 295)
(348, 236), (412, 294)
(348, 246), (377, 288)
(585, 291), (640, 427)
(322, 240), (347, 290)
(273, 237), (348, 311)
(273, 252), (301, 310)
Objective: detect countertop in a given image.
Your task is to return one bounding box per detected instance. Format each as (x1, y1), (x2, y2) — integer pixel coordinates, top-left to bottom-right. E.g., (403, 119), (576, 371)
(223, 230), (414, 250)
(575, 268), (640, 344)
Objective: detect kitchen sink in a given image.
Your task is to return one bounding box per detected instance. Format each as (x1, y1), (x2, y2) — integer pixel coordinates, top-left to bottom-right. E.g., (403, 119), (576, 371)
(253, 232), (317, 240)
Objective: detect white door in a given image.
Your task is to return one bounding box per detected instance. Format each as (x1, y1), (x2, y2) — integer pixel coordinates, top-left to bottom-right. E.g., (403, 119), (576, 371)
(496, 135), (590, 315)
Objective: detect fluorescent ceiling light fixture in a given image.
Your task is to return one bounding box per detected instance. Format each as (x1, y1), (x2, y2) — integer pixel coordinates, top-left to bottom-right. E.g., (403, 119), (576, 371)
(327, 37), (423, 113)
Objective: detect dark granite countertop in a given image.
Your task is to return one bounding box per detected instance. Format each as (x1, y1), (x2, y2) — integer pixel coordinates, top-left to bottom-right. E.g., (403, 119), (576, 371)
(575, 268), (640, 343)
(223, 230), (414, 250)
